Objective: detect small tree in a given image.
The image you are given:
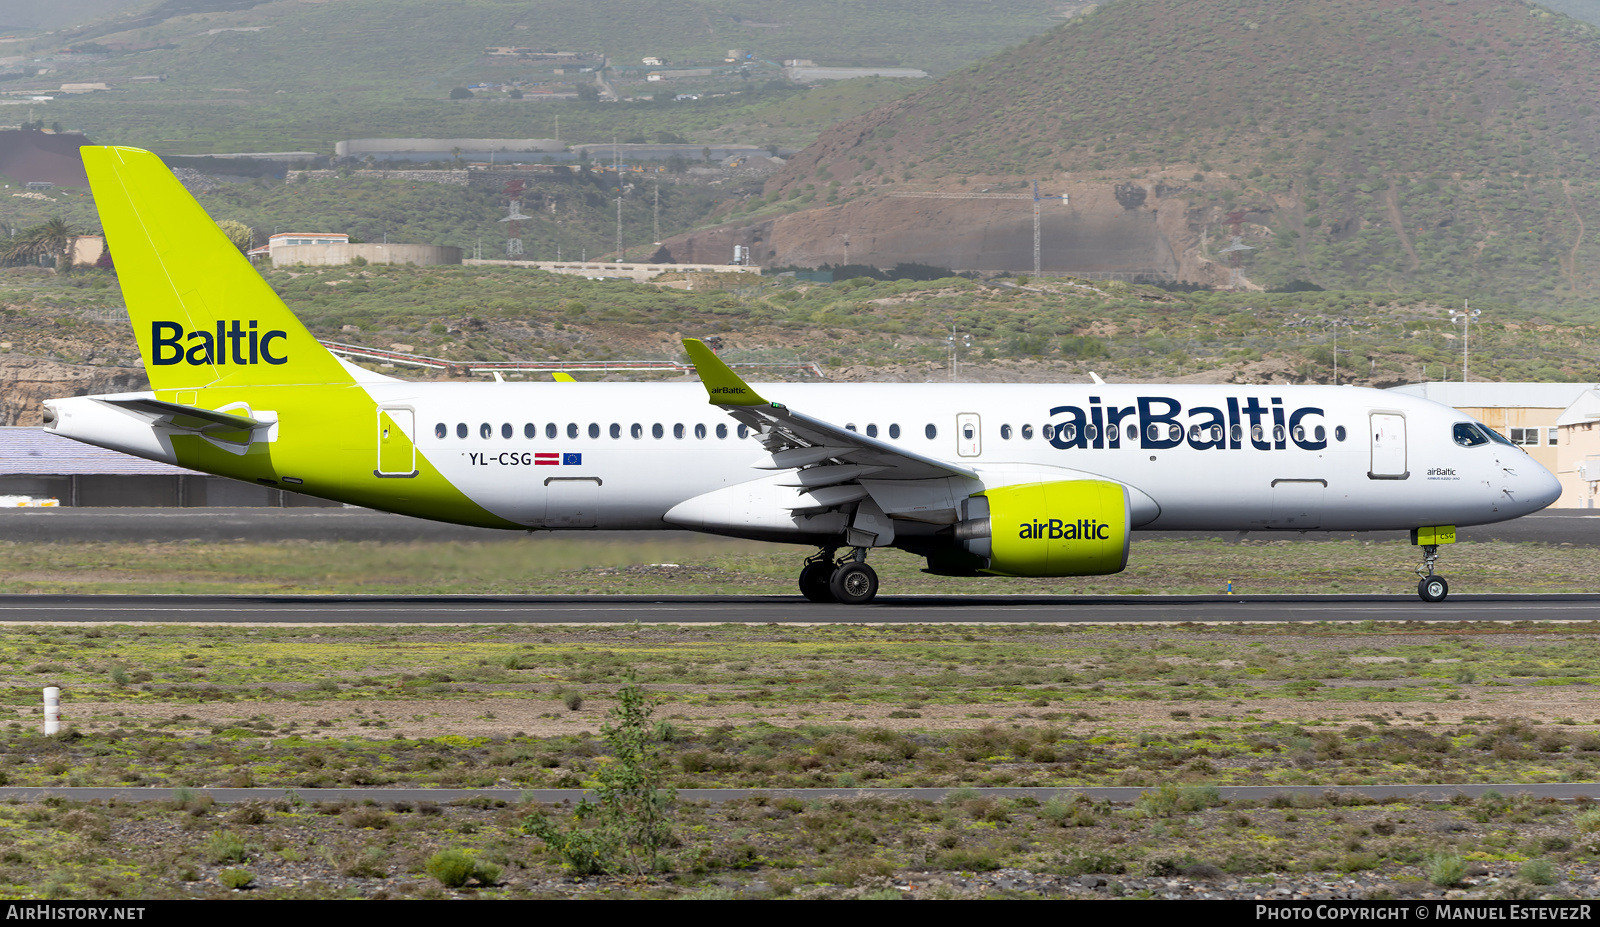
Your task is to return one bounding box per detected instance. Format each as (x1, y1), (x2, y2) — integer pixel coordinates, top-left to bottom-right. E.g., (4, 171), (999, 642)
(524, 674), (675, 875)
(216, 220), (254, 256)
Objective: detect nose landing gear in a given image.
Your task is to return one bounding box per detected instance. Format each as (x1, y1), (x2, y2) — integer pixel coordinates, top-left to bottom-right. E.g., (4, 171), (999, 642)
(796, 547), (880, 605)
(1410, 526), (1456, 603)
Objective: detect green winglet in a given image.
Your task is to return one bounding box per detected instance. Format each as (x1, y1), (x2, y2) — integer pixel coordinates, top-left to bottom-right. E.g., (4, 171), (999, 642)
(683, 338), (767, 406)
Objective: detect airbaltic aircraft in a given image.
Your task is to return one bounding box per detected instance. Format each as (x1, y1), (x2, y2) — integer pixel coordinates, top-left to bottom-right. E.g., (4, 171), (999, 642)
(42, 146), (1562, 604)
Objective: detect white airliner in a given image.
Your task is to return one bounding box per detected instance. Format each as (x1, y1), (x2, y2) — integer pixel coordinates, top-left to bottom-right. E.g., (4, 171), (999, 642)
(41, 146), (1563, 604)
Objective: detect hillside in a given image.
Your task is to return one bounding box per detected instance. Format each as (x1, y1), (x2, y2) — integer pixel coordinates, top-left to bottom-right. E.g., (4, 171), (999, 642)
(3, 262), (1594, 424)
(19, 0), (1077, 153)
(668, 0), (1600, 303)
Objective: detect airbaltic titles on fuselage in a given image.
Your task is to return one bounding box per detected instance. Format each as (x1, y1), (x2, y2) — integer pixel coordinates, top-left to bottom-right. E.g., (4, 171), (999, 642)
(1047, 395), (1328, 452)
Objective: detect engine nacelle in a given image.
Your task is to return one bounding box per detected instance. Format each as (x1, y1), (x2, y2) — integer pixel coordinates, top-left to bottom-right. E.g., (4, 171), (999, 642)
(954, 480), (1130, 577)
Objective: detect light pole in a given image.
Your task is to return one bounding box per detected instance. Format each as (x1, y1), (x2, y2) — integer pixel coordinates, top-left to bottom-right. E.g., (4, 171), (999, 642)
(1449, 301), (1482, 383)
(947, 322), (971, 383)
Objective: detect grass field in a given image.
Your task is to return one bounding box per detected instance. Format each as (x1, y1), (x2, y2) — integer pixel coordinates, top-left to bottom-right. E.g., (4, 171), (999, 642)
(7, 616), (1600, 898)
(0, 536), (1588, 595)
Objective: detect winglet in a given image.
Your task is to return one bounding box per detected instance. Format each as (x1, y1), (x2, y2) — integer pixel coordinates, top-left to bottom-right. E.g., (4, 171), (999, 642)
(683, 338), (767, 406)
(552, 372), (576, 382)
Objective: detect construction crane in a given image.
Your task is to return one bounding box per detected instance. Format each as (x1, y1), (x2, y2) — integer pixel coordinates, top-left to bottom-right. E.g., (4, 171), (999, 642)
(889, 181), (1068, 276)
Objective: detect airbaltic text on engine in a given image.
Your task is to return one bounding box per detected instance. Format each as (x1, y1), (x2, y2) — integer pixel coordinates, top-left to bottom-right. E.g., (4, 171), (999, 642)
(150, 320), (289, 366)
(1048, 395), (1326, 450)
(1018, 518), (1112, 540)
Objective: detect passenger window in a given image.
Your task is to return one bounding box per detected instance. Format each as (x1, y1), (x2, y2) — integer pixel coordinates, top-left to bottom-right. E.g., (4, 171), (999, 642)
(610, 423), (621, 439)
(1188, 424), (1201, 442)
(694, 423), (707, 439)
(1056, 423), (1073, 442)
(1211, 424), (1223, 442)
(588, 423), (600, 439)
(1251, 424), (1265, 443)
(479, 423), (492, 439)
(1335, 426), (1347, 442)
(737, 424), (749, 439)
(1042, 424), (1055, 441)
(631, 423), (643, 439)
(1293, 425), (1305, 443)
(1000, 424), (1012, 439)
(1315, 425), (1326, 443)
(501, 423), (512, 439)
(889, 424), (901, 439)
(524, 423), (536, 439)
(1230, 424), (1243, 444)
(1021, 424), (1034, 440)
(674, 423), (685, 439)
(545, 423), (557, 439)
(652, 423), (664, 439)
(456, 423), (468, 439)
(1127, 424), (1138, 442)
(1273, 424), (1285, 443)
(1147, 423), (1161, 442)
(925, 423), (937, 440)
(866, 424), (878, 438)
(435, 423), (447, 439)
(1086, 423), (1098, 441)
(846, 423), (857, 432)
(962, 424), (974, 439)
(716, 424), (728, 439)
(567, 423), (578, 439)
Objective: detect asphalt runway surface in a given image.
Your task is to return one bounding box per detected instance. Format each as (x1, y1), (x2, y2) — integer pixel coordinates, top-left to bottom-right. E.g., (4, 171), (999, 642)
(2, 592), (1599, 624)
(1, 508), (1598, 545)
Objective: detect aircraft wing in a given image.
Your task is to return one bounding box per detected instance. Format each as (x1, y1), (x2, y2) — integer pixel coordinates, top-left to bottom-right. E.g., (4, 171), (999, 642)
(682, 338), (977, 487)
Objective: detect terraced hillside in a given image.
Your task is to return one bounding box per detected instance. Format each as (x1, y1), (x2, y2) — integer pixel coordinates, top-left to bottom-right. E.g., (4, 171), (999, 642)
(672, 0), (1600, 302)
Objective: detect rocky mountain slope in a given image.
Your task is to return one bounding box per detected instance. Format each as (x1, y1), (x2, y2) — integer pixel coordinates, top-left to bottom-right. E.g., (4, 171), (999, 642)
(668, 0), (1600, 301)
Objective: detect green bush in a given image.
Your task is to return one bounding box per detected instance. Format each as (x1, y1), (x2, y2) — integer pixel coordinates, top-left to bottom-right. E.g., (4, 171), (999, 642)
(425, 849), (499, 888)
(1519, 859), (1558, 886)
(205, 831), (250, 865)
(217, 869), (254, 890)
(1426, 853), (1469, 888)
(1576, 808), (1600, 833)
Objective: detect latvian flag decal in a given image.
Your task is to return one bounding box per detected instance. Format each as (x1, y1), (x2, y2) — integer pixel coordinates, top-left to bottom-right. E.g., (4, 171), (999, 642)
(535, 453), (582, 466)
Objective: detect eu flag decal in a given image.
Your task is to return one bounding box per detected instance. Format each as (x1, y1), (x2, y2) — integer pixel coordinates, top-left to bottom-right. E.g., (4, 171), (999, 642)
(563, 453), (582, 466)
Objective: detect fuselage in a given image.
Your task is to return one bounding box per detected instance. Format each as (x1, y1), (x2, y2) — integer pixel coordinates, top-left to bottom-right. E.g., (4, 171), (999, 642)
(48, 378), (1562, 541)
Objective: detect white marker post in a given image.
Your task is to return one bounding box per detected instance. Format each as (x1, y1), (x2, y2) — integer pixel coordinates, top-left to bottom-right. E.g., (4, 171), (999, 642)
(43, 687), (60, 736)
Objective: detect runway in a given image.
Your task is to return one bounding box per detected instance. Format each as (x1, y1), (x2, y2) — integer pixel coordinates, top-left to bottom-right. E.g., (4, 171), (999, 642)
(3, 592), (1599, 624)
(0, 508), (1597, 545)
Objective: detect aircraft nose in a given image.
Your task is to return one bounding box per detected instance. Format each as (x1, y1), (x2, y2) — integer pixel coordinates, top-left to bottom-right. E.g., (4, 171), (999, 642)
(1526, 460), (1562, 512)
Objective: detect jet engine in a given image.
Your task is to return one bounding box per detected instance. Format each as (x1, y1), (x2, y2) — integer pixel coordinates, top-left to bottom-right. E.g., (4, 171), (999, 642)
(953, 480), (1130, 577)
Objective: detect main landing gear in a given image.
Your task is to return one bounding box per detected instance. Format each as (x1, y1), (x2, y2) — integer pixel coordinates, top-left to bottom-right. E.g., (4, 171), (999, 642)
(1415, 544), (1448, 603)
(797, 548), (880, 605)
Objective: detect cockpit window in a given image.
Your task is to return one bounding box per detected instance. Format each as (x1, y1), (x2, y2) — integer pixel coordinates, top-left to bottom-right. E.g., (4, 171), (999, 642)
(1483, 426), (1517, 448)
(1452, 423), (1489, 447)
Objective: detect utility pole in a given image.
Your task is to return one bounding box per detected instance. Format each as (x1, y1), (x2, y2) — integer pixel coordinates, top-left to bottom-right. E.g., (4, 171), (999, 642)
(616, 195), (623, 261)
(1032, 179), (1041, 277)
(652, 182), (660, 245)
(947, 321), (971, 383)
(1450, 300), (1481, 382)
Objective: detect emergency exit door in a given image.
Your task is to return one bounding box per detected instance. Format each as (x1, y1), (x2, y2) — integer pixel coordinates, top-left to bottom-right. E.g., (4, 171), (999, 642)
(1368, 412), (1408, 480)
(956, 413), (981, 457)
(377, 408), (417, 477)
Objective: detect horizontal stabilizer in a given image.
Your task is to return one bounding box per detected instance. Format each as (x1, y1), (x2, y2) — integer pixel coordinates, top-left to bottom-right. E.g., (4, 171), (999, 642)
(99, 397), (264, 433)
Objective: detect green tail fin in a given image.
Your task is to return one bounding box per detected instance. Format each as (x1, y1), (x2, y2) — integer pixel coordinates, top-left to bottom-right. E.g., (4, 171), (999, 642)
(82, 146), (353, 391)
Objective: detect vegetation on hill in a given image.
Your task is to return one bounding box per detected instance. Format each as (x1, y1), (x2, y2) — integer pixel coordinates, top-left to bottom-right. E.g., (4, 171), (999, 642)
(772, 0), (1600, 302)
(4, 263), (1594, 390)
(25, 0), (1072, 152)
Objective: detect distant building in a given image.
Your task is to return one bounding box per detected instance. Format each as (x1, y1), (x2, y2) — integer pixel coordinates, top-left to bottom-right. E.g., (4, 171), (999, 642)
(0, 427), (335, 507)
(70, 234), (103, 266)
(248, 232), (349, 261)
(783, 59), (815, 68)
(642, 57), (664, 67)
